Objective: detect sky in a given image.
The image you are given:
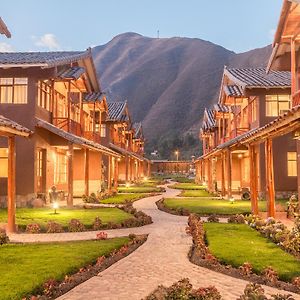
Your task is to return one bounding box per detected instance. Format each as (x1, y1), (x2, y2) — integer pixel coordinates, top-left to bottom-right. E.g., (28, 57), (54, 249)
(1, 0), (283, 53)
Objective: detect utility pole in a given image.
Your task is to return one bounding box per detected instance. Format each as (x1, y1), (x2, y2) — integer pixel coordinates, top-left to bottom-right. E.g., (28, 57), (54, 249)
(157, 30), (160, 38)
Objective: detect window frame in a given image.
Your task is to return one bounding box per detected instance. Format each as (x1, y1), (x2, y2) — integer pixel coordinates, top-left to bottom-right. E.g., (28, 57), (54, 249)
(0, 77), (28, 104)
(265, 94), (291, 117)
(287, 152), (297, 177)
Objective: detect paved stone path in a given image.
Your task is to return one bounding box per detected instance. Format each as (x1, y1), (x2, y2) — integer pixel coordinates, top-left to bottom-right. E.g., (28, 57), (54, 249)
(50, 184), (299, 300)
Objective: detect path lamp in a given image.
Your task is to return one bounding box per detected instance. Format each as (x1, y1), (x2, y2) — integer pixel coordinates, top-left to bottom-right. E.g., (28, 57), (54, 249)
(174, 150), (179, 161)
(229, 197), (235, 204)
(53, 201), (59, 214)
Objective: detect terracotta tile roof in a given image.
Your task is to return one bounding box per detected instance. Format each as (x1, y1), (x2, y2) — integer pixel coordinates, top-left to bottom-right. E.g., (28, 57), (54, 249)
(223, 85), (243, 97)
(36, 118), (120, 157)
(83, 92), (105, 102)
(214, 103), (232, 113)
(0, 115), (31, 136)
(201, 108), (216, 131)
(0, 50), (91, 67)
(109, 143), (144, 161)
(107, 101), (128, 122)
(224, 67), (291, 89)
(132, 122), (143, 139)
(57, 66), (85, 80)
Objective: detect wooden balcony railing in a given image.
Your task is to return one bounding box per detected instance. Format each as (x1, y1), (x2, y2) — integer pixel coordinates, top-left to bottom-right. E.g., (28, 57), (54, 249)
(84, 131), (101, 144)
(53, 117), (82, 136)
(230, 127), (249, 139)
(292, 90), (300, 107)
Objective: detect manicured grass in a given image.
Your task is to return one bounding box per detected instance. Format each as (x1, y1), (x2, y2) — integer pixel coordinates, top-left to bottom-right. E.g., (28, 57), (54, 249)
(0, 237), (129, 300)
(101, 193), (149, 204)
(204, 223), (300, 281)
(171, 183), (206, 190)
(118, 186), (162, 193)
(174, 177), (195, 183)
(0, 207), (134, 230)
(164, 198), (267, 215)
(179, 189), (212, 197)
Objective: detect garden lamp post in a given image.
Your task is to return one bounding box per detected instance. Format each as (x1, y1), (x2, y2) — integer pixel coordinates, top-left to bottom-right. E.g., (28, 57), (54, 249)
(175, 150), (179, 161)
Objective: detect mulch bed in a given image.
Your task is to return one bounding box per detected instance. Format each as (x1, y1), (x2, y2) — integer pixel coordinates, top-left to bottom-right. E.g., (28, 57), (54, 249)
(28, 235), (148, 300)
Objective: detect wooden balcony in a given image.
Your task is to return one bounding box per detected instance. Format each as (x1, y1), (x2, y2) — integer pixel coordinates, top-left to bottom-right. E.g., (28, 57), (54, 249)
(292, 90), (300, 107)
(53, 118), (82, 136)
(84, 131), (101, 144)
(230, 127), (249, 139)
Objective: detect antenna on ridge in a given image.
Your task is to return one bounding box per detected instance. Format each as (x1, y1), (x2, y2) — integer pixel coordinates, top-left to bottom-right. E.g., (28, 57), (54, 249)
(157, 30), (160, 39)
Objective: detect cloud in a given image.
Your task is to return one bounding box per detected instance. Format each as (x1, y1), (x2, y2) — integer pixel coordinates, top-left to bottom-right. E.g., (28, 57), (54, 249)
(34, 33), (60, 50)
(269, 28), (276, 41)
(0, 42), (14, 52)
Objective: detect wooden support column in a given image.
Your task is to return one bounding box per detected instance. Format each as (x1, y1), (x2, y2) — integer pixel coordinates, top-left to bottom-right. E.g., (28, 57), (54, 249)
(67, 143), (74, 207)
(125, 155), (129, 182)
(67, 81), (71, 132)
(249, 144), (259, 215)
(7, 136), (16, 233)
(221, 152), (226, 197)
(265, 139), (275, 218)
(207, 158), (212, 192)
(291, 38), (297, 99)
(226, 148), (232, 198)
(84, 148), (89, 196)
(147, 161), (151, 177)
(108, 155), (112, 192)
(114, 157), (119, 190)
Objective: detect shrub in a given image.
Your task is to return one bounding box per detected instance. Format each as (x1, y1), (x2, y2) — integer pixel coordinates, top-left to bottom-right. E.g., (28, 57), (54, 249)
(25, 223), (41, 234)
(46, 221), (63, 233)
(82, 193), (99, 203)
(166, 278), (192, 299)
(96, 231), (108, 240)
(239, 262), (253, 276)
(190, 286), (221, 300)
(228, 214), (245, 224)
(262, 266), (279, 284)
(237, 283), (267, 300)
(292, 276), (300, 288)
(207, 215), (219, 223)
(121, 218), (140, 228)
(92, 216), (102, 230)
(0, 229), (9, 245)
(68, 219), (85, 232)
(129, 233), (137, 240)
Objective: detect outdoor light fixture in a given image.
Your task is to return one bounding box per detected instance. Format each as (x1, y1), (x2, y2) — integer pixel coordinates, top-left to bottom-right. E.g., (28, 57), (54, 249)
(229, 197), (235, 204)
(53, 201), (59, 214)
(238, 154), (243, 159)
(117, 157), (121, 162)
(125, 182), (131, 188)
(143, 176), (148, 181)
(175, 150), (179, 161)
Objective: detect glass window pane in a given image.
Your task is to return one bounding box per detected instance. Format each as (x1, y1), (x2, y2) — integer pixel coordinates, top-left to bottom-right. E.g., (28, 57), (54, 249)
(14, 78), (28, 85)
(0, 78), (13, 85)
(266, 101), (278, 116)
(288, 152), (297, 160)
(266, 95), (277, 101)
(14, 85), (27, 104)
(0, 86), (13, 103)
(278, 102), (290, 114)
(278, 94), (290, 101)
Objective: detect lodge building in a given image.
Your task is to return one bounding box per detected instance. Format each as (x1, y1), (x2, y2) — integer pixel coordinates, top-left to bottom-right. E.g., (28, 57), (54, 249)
(0, 50), (149, 213)
(196, 0), (300, 218)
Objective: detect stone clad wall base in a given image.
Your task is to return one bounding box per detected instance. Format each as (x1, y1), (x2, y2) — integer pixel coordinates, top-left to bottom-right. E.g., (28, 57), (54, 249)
(0, 194), (36, 208)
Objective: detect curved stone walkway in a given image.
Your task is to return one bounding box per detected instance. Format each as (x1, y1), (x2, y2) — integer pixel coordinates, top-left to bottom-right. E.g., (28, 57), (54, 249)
(49, 183), (298, 300)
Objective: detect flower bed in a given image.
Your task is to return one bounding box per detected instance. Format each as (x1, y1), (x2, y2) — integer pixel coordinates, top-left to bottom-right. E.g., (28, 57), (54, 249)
(17, 204), (152, 234)
(145, 278), (294, 300)
(245, 214), (300, 258)
(187, 214), (300, 294)
(27, 234), (147, 300)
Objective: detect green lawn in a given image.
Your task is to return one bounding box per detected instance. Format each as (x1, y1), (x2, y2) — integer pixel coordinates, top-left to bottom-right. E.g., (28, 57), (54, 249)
(101, 193), (149, 204)
(164, 198), (267, 215)
(118, 186), (162, 193)
(204, 223), (300, 281)
(0, 207), (134, 231)
(179, 189), (212, 197)
(0, 237), (129, 300)
(171, 183), (206, 190)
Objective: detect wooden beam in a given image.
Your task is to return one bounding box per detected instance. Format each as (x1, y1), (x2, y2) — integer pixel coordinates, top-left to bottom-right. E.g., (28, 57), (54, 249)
(125, 155), (129, 182)
(7, 136), (16, 233)
(108, 155), (112, 192)
(114, 157), (119, 191)
(207, 158), (212, 192)
(221, 152), (226, 197)
(84, 148), (89, 196)
(67, 143), (74, 207)
(291, 38), (298, 100)
(265, 139), (275, 218)
(249, 145), (259, 215)
(226, 148), (232, 198)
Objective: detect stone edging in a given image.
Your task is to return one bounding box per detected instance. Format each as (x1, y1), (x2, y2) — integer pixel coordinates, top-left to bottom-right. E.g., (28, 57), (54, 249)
(29, 235), (148, 299)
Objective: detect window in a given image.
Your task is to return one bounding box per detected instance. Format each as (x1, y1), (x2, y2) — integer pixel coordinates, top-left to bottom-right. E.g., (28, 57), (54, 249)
(0, 78), (28, 104)
(54, 152), (67, 184)
(100, 124), (106, 137)
(36, 150), (43, 177)
(287, 152), (297, 177)
(0, 148), (8, 177)
(38, 81), (51, 110)
(266, 94), (290, 117)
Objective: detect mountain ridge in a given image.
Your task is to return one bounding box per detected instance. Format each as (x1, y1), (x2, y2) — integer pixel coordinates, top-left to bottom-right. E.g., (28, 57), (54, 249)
(92, 32), (272, 158)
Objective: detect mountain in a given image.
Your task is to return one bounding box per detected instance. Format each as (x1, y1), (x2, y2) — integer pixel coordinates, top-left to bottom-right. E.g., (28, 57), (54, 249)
(92, 33), (272, 158)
